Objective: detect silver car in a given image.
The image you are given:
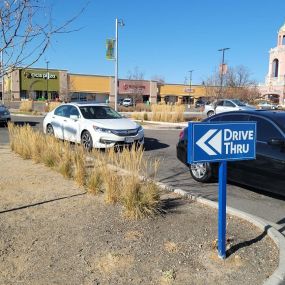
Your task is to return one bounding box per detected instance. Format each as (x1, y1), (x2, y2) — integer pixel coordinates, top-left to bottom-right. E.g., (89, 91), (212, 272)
(203, 99), (256, 117)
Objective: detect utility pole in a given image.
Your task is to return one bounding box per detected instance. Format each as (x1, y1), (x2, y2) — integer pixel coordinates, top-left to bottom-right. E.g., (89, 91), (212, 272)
(189, 70), (194, 105)
(218, 48), (230, 98)
(0, 50), (4, 104)
(46, 60), (49, 100)
(114, 18), (124, 111)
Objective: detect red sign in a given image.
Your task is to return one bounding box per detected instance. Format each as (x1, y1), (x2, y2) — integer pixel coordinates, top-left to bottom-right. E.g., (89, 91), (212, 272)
(119, 80), (150, 95)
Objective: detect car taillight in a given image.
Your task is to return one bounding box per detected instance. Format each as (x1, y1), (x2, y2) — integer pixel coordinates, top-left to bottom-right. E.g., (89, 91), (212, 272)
(179, 129), (185, 141)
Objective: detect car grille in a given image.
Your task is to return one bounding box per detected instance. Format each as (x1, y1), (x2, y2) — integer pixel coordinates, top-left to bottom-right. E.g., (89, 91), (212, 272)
(111, 129), (138, 137)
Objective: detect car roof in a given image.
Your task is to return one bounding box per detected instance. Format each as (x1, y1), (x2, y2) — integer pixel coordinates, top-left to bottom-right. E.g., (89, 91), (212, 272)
(65, 102), (108, 107)
(206, 110), (285, 132)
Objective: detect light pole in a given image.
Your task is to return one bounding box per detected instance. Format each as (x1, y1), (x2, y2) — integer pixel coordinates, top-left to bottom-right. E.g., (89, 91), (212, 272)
(218, 48), (230, 98)
(114, 18), (124, 111)
(46, 60), (49, 100)
(189, 70), (194, 104)
(0, 50), (4, 104)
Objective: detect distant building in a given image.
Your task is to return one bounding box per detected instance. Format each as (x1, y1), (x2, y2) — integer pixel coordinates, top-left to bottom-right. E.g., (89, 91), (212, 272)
(4, 68), (210, 104)
(259, 20), (285, 105)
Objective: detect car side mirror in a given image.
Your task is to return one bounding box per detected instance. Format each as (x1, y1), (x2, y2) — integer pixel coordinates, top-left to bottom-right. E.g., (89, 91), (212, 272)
(267, 138), (285, 146)
(70, 114), (79, 121)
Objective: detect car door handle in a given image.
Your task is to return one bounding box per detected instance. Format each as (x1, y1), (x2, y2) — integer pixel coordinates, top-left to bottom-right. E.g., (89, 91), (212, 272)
(63, 119), (67, 122)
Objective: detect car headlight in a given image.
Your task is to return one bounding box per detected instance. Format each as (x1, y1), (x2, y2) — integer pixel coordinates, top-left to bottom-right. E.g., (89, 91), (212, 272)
(137, 125), (143, 132)
(93, 126), (112, 133)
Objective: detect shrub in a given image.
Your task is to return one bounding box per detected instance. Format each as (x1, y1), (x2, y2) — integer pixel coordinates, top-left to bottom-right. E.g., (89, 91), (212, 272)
(19, 101), (33, 112)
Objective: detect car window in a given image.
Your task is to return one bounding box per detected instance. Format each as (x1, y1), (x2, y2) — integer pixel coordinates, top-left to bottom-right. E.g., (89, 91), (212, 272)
(216, 100), (224, 107)
(79, 106), (122, 119)
(249, 116), (283, 142)
(54, 105), (70, 117)
(69, 106), (80, 117)
(224, 100), (235, 107)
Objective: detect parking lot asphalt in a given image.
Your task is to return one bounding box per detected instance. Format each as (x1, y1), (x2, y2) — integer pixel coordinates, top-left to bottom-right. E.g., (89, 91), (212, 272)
(1, 115), (285, 236)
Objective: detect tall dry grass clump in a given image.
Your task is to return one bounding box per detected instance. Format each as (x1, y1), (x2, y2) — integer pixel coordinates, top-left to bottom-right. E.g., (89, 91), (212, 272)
(73, 146), (87, 186)
(8, 123), (33, 159)
(121, 175), (161, 219)
(48, 102), (61, 112)
(151, 103), (185, 122)
(19, 101), (33, 112)
(87, 166), (104, 195)
(57, 141), (73, 178)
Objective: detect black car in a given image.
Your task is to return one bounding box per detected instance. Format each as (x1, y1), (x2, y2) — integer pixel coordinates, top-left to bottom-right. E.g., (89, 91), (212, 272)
(195, 99), (207, 108)
(176, 110), (285, 196)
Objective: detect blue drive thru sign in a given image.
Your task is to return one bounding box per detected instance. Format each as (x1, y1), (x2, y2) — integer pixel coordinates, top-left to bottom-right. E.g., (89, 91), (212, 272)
(187, 121), (256, 259)
(187, 122), (256, 164)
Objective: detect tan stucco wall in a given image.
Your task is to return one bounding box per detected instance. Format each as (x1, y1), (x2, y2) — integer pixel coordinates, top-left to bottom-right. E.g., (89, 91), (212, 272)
(69, 74), (111, 93)
(159, 84), (205, 98)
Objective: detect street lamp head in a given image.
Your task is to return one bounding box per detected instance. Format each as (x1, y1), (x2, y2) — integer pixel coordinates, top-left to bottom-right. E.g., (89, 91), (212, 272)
(218, 48), (230, 52)
(118, 19), (125, 27)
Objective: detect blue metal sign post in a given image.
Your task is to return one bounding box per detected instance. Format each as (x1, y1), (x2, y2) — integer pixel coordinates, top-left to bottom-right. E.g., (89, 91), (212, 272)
(187, 122), (256, 259)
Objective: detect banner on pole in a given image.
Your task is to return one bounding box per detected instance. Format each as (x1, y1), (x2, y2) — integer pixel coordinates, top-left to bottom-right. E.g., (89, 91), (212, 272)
(106, 39), (115, 60)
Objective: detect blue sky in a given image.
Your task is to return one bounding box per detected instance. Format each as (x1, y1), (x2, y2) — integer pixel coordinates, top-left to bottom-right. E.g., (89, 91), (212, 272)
(36, 0), (285, 85)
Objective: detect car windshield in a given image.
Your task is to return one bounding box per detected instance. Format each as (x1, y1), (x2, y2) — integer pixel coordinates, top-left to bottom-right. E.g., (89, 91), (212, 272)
(79, 106), (122, 119)
(231, 99), (246, 106)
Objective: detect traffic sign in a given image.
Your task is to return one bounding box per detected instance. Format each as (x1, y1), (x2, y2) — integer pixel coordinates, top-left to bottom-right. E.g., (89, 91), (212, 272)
(187, 122), (256, 163)
(187, 121), (256, 259)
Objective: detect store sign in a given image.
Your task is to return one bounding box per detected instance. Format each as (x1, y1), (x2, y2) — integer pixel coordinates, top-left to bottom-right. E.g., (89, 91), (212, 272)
(119, 80), (150, 95)
(24, 72), (57, 79)
(184, 88), (195, 93)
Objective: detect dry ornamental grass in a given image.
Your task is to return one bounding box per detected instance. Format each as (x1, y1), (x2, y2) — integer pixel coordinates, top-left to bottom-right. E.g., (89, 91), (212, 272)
(8, 123), (161, 219)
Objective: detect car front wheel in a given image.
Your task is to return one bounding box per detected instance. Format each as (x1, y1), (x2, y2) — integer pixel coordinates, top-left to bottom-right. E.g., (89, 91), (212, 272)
(189, 162), (213, 182)
(207, 110), (214, 117)
(81, 131), (93, 151)
(46, 124), (54, 136)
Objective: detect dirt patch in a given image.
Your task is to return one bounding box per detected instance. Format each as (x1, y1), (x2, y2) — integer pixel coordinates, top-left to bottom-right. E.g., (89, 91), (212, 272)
(0, 146), (279, 285)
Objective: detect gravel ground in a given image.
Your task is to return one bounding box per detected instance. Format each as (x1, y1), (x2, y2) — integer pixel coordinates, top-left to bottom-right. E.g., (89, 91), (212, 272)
(0, 145), (279, 285)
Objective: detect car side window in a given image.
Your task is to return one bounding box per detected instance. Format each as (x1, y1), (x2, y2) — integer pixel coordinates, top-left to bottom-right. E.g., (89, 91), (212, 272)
(54, 105), (70, 117)
(249, 116), (282, 142)
(216, 100), (224, 107)
(69, 106), (80, 117)
(223, 100), (235, 107)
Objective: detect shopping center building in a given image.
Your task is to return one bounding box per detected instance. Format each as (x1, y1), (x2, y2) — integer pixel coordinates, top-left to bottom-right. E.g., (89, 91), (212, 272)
(3, 68), (207, 104)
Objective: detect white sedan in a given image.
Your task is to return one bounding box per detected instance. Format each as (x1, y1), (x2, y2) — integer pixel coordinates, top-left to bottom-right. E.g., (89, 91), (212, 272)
(43, 103), (144, 150)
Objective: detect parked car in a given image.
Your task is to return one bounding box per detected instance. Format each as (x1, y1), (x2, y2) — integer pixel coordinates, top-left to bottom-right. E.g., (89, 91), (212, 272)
(43, 103), (144, 150)
(0, 104), (11, 125)
(202, 99), (256, 117)
(122, 98), (134, 107)
(176, 110), (285, 196)
(195, 98), (207, 108)
(256, 100), (278, 110)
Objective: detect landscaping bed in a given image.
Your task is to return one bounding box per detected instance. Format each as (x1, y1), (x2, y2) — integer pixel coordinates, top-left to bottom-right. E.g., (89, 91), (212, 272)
(0, 145), (279, 285)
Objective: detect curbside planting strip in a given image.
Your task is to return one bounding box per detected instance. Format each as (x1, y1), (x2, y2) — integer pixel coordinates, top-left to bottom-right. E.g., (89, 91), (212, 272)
(155, 182), (285, 285)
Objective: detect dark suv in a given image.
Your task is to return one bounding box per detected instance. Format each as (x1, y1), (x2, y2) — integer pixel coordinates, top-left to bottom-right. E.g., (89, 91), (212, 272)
(176, 110), (285, 196)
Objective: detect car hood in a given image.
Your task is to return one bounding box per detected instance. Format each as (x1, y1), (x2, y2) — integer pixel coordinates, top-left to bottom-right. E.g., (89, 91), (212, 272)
(239, 105), (256, 110)
(87, 118), (139, 130)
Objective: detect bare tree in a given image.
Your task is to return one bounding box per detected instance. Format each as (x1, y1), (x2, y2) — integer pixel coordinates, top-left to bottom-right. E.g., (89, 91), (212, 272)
(0, 0), (86, 76)
(202, 65), (260, 102)
(127, 66), (145, 103)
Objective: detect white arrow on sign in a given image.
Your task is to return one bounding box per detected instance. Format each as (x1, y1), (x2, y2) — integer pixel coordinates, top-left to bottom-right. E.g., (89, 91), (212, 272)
(196, 129), (222, 156)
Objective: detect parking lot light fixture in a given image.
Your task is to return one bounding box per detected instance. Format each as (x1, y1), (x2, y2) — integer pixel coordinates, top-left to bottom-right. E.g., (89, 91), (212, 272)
(218, 48), (230, 98)
(114, 18), (124, 111)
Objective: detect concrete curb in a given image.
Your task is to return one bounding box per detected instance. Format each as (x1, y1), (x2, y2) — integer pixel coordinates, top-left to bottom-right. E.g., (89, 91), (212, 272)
(11, 112), (45, 118)
(155, 182), (285, 285)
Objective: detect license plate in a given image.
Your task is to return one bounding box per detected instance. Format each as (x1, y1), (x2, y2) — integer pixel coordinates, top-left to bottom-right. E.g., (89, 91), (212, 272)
(125, 137), (134, 143)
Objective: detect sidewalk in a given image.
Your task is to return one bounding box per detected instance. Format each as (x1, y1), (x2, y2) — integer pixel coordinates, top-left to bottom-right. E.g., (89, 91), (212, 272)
(0, 145), (282, 285)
